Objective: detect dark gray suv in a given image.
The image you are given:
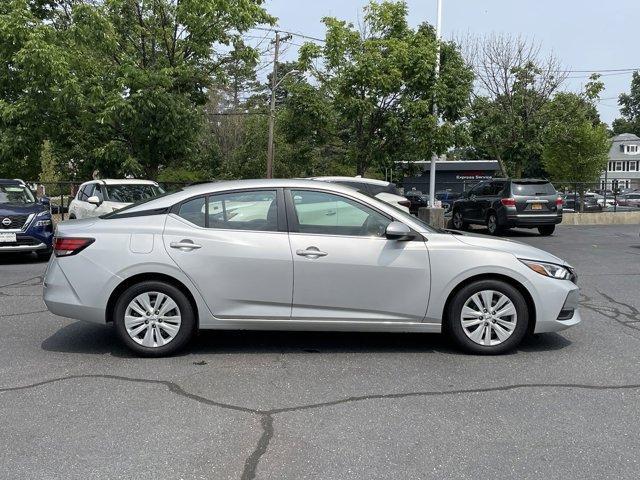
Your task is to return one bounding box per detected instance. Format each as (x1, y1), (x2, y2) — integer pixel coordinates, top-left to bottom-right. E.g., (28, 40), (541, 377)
(451, 179), (562, 236)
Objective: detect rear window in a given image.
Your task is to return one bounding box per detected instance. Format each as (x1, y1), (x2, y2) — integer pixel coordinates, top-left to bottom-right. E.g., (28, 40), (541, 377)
(367, 183), (400, 196)
(511, 182), (556, 196)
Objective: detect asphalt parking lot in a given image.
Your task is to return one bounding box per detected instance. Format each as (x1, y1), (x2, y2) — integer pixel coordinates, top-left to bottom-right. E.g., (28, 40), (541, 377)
(1, 224), (640, 480)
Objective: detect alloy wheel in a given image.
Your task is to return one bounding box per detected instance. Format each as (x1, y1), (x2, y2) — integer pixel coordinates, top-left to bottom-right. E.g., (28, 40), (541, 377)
(487, 215), (497, 234)
(453, 212), (463, 229)
(124, 292), (182, 348)
(460, 290), (517, 346)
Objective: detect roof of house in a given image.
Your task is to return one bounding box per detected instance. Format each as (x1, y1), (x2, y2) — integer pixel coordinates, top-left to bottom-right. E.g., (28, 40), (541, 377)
(609, 133), (640, 161)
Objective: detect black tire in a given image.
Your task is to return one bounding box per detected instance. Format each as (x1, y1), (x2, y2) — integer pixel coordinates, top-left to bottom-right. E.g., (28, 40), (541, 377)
(451, 210), (468, 231)
(486, 212), (503, 235)
(538, 225), (555, 236)
(447, 279), (529, 355)
(113, 281), (196, 357)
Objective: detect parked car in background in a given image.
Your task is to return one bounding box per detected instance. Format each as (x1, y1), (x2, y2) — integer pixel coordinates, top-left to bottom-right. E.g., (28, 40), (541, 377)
(68, 179), (165, 219)
(0, 179), (53, 259)
(562, 194), (603, 213)
(583, 192), (616, 209)
(43, 179), (580, 357)
(617, 192), (640, 208)
(451, 179), (562, 236)
(435, 190), (462, 213)
(310, 176), (411, 213)
(404, 189), (429, 214)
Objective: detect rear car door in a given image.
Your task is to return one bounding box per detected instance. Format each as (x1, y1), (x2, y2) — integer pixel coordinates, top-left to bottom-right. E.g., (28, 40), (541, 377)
(465, 182), (486, 221)
(286, 189), (430, 322)
(164, 189), (293, 319)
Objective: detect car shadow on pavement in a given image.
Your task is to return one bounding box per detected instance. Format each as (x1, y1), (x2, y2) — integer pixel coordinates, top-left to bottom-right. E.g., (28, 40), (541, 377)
(41, 321), (572, 357)
(0, 252), (49, 265)
(466, 227), (544, 238)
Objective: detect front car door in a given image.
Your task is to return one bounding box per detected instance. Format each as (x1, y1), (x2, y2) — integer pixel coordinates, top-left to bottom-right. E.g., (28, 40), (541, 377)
(286, 189), (430, 322)
(164, 189), (293, 320)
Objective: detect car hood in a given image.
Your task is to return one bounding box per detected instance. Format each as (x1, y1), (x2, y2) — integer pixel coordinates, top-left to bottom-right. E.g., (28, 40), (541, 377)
(453, 233), (569, 266)
(0, 203), (47, 216)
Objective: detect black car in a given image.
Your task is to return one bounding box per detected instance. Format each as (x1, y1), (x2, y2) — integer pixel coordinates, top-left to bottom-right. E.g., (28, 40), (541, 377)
(404, 190), (429, 214)
(451, 179), (562, 236)
(562, 194), (602, 212)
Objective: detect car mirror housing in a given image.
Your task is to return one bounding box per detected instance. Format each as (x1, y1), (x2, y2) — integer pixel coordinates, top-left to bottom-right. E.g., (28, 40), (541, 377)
(385, 221), (414, 241)
(39, 196), (50, 206)
(87, 195), (102, 206)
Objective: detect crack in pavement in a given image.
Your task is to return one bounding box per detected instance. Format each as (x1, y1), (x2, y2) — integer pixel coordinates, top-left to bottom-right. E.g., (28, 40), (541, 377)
(0, 275), (42, 289)
(0, 309), (48, 318)
(580, 291), (640, 336)
(2, 374), (640, 479)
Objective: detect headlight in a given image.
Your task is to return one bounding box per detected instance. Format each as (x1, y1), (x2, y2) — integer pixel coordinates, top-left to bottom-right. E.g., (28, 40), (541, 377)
(37, 210), (49, 217)
(520, 259), (571, 279)
(35, 219), (52, 227)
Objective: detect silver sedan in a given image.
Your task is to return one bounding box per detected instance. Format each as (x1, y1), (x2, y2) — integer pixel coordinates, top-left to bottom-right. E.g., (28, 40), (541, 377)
(43, 179), (580, 356)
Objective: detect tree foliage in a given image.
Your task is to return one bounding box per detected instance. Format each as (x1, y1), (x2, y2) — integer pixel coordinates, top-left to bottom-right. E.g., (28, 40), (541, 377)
(294, 0), (473, 176)
(542, 77), (610, 196)
(612, 71), (640, 137)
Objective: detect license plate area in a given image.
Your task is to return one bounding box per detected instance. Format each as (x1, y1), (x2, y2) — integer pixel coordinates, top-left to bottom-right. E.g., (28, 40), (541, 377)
(0, 233), (17, 243)
(531, 203), (543, 210)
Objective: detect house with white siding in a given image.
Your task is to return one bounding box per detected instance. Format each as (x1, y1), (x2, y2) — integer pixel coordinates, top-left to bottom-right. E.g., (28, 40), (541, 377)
(600, 133), (640, 190)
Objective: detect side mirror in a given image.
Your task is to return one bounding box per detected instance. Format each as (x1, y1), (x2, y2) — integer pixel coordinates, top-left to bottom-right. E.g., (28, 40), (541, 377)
(385, 221), (414, 241)
(39, 196), (50, 206)
(87, 195), (102, 206)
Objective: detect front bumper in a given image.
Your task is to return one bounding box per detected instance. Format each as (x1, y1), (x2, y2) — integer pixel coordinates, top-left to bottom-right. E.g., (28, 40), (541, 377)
(533, 284), (581, 333)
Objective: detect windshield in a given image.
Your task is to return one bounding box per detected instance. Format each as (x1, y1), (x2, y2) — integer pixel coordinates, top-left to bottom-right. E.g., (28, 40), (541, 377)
(106, 184), (165, 203)
(511, 182), (556, 196)
(0, 185), (35, 204)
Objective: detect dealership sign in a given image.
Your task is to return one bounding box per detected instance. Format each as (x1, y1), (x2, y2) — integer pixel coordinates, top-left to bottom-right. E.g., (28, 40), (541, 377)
(455, 172), (493, 180)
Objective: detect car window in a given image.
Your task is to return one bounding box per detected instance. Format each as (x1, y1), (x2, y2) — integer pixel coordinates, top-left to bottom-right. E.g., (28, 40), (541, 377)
(93, 184), (104, 202)
(468, 182), (484, 196)
(332, 181), (367, 193)
(368, 183), (400, 196)
(82, 184), (95, 200)
(290, 190), (391, 237)
(0, 185), (35, 204)
(489, 182), (505, 195)
(178, 197), (206, 227)
(106, 184), (164, 203)
(207, 190), (278, 231)
(511, 182), (556, 196)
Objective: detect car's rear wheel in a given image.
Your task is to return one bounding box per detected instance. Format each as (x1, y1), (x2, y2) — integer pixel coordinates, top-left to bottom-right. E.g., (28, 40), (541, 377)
(113, 281), (195, 357)
(538, 225), (555, 236)
(486, 213), (502, 235)
(452, 210), (468, 231)
(447, 279), (529, 354)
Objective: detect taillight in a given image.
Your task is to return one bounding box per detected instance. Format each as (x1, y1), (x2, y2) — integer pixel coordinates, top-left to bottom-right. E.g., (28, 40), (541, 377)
(500, 198), (516, 206)
(53, 237), (95, 257)
(556, 197), (563, 206)
(398, 200), (411, 207)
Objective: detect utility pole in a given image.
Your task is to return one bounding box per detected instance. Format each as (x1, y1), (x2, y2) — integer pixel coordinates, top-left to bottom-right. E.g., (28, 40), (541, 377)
(428, 0), (443, 208)
(267, 31), (289, 179)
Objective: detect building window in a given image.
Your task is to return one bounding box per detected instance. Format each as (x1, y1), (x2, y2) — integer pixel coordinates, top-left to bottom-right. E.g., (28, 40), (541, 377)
(630, 161), (638, 172)
(626, 145), (639, 154)
(615, 161), (624, 171)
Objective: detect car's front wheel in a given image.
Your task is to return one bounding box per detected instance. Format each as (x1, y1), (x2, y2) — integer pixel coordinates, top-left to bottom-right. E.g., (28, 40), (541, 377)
(113, 281), (196, 357)
(447, 279), (529, 354)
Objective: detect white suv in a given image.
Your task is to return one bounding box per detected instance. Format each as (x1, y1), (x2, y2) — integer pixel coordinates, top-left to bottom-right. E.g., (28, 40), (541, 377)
(310, 176), (411, 213)
(68, 179), (164, 219)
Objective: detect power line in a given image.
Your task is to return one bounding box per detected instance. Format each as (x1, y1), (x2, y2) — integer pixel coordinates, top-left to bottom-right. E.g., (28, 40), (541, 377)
(248, 26), (325, 43)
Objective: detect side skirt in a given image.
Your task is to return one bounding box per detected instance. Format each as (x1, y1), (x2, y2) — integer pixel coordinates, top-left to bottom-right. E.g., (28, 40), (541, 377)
(198, 318), (442, 333)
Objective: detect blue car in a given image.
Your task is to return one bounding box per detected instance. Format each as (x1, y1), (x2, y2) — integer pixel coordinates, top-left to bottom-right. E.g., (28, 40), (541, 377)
(0, 179), (54, 259)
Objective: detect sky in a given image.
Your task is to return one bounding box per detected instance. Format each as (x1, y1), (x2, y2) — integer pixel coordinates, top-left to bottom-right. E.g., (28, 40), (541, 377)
(258, 0), (640, 126)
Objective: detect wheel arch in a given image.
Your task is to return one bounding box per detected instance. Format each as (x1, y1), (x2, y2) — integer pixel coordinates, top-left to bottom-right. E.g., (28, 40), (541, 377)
(105, 272), (200, 327)
(442, 273), (536, 334)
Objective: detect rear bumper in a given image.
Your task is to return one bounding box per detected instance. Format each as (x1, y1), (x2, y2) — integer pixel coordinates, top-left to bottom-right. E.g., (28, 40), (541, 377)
(501, 212), (563, 227)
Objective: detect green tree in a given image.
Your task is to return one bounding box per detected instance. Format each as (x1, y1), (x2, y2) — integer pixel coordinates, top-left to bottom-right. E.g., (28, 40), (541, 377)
(466, 34), (567, 177)
(542, 78), (610, 210)
(612, 71), (640, 137)
(0, 0), (274, 179)
(295, 0), (473, 176)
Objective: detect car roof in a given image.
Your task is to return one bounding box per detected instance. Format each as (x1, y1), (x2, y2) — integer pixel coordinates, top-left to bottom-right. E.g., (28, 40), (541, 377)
(123, 179), (385, 213)
(80, 179), (159, 186)
(310, 176), (391, 186)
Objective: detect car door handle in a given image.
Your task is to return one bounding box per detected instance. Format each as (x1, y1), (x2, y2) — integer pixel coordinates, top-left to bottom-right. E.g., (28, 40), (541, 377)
(325, 211), (336, 216)
(170, 241), (202, 250)
(296, 247), (328, 258)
